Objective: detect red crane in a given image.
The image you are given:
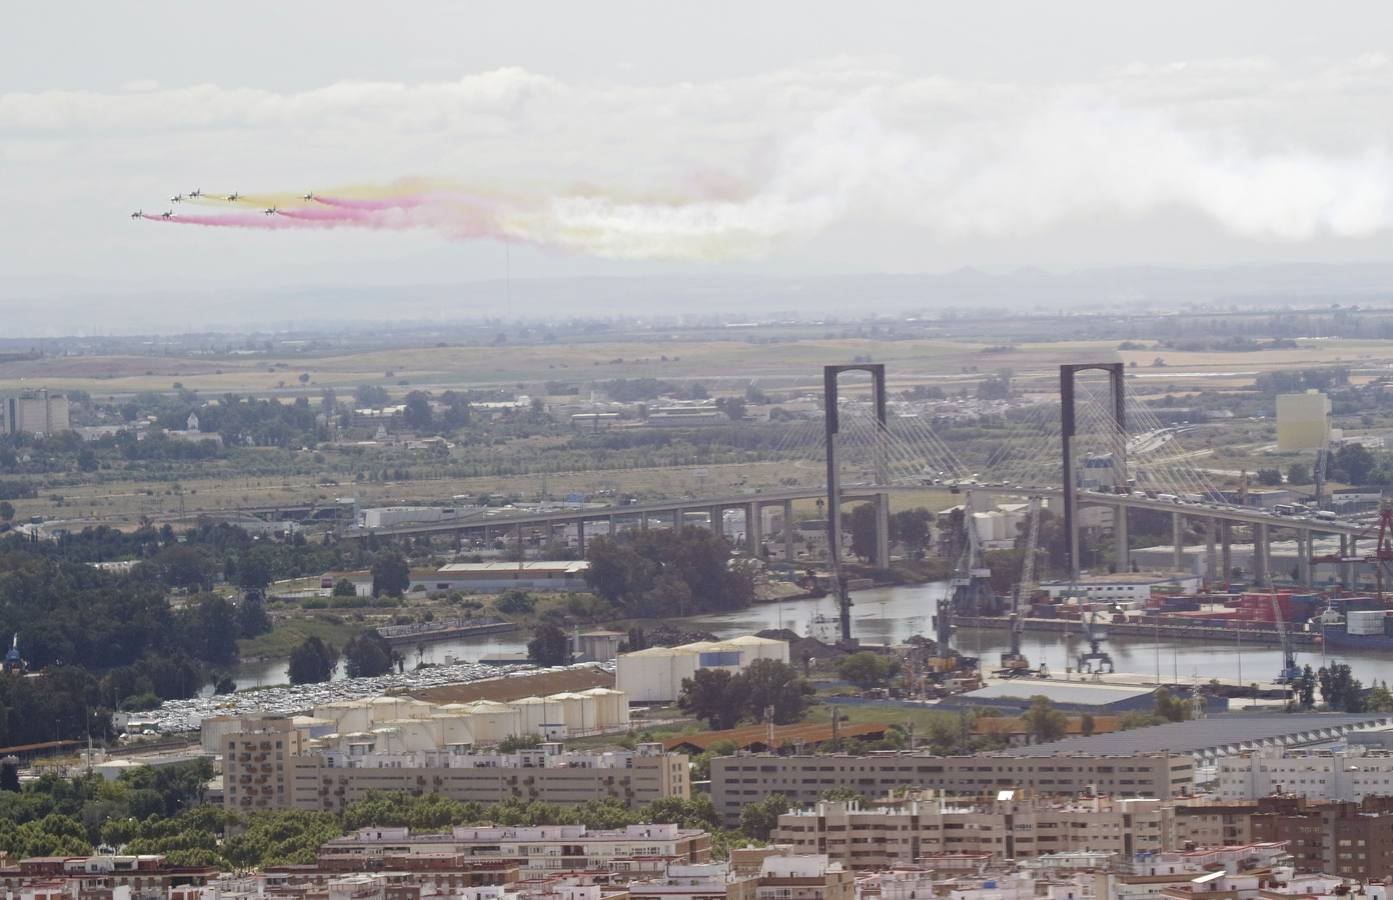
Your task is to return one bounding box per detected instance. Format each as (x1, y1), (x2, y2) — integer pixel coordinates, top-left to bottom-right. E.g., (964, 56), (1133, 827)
(1311, 504), (1393, 601)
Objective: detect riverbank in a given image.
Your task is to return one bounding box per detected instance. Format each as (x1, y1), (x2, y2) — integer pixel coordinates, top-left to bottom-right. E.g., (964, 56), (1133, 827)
(951, 614), (1319, 648)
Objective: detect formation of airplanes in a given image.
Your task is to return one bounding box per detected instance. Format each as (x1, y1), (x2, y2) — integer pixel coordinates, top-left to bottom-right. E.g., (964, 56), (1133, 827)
(131, 190), (316, 219)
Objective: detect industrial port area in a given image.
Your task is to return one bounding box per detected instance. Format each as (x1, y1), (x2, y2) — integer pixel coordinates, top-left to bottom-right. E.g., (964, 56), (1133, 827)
(15, 4), (1393, 900)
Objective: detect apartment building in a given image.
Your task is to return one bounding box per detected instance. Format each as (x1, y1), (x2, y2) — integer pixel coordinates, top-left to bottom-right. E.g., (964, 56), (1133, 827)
(1249, 796), (1393, 880)
(626, 863), (756, 900)
(1218, 747), (1393, 803)
(0, 855), (219, 898)
(773, 796), (1170, 868)
(0, 389), (69, 437)
(221, 718), (688, 812)
(1170, 801), (1257, 849)
(318, 824), (711, 879)
(710, 753), (1192, 825)
(221, 717), (309, 811)
(752, 855), (851, 900)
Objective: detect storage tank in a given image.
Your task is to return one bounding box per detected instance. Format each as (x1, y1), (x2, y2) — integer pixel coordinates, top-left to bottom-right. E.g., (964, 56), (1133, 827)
(548, 692), (598, 733)
(617, 646), (700, 703)
(429, 713), (474, 747)
(465, 701), (522, 743)
(320, 700), (373, 734)
(510, 696), (562, 736)
(580, 687), (629, 728)
(383, 717), (443, 751)
(367, 695), (412, 725)
(723, 634), (791, 664)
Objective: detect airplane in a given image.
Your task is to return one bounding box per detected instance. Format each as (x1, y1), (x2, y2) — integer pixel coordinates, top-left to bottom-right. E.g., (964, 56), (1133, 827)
(263, 207), (278, 215)
(170, 193), (185, 203)
(161, 210), (174, 218)
(302, 192), (314, 201)
(189, 189), (201, 198)
(226, 192), (240, 201)
(129, 210), (143, 219)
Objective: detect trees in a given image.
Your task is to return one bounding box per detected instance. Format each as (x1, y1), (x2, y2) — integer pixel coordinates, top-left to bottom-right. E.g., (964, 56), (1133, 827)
(1153, 688), (1193, 722)
(1297, 665), (1317, 709)
(238, 593), (273, 638)
(1334, 444), (1376, 485)
(739, 793), (790, 841)
(234, 544), (277, 594)
(1366, 683), (1393, 713)
(678, 661), (814, 728)
(1318, 663), (1364, 712)
(332, 579), (358, 598)
(584, 528), (754, 617)
(288, 637), (338, 684)
(679, 669), (738, 730)
(1286, 463), (1312, 486)
(0, 501), (12, 522)
(847, 504), (879, 563)
(371, 551), (410, 598)
(527, 624), (571, 667)
(403, 391), (434, 432)
(495, 590), (535, 615)
(1022, 696), (1067, 743)
(342, 631), (395, 679)
(1255, 468), (1283, 486)
(836, 652), (900, 689)
(734, 659), (815, 725)
(891, 508), (933, 555)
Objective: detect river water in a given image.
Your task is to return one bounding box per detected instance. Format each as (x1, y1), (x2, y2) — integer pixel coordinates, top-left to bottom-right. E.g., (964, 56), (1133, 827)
(232, 583), (1393, 691)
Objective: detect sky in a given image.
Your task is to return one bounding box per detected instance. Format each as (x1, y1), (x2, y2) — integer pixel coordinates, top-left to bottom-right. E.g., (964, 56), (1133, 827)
(5, 1), (1393, 329)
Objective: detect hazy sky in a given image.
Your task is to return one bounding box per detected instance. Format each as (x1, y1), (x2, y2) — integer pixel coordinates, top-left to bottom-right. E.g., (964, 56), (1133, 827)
(5, 1), (1393, 325)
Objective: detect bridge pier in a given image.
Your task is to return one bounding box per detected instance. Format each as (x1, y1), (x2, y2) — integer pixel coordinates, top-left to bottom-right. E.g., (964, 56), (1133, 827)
(1253, 522), (1270, 589)
(1221, 522), (1233, 588)
(783, 499), (796, 562)
(1347, 536), (1359, 589)
(875, 493), (891, 570)
(1114, 503), (1129, 572)
(709, 506), (723, 536)
(1171, 511), (1184, 572)
(1205, 518), (1218, 586)
(1297, 530), (1312, 588)
(673, 507), (687, 530)
(746, 502), (763, 556)
(576, 519), (586, 556)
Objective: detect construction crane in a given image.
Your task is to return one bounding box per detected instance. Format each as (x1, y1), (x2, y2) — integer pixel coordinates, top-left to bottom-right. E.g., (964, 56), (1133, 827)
(948, 491), (994, 616)
(1313, 448), (1330, 509)
(1000, 496), (1041, 675)
(1270, 595), (1301, 683)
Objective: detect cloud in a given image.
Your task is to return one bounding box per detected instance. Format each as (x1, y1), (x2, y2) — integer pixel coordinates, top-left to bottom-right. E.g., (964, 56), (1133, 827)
(4, 56), (1393, 266)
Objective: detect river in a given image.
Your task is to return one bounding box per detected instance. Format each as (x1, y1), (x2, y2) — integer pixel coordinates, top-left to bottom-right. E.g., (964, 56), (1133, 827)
(232, 582), (1393, 691)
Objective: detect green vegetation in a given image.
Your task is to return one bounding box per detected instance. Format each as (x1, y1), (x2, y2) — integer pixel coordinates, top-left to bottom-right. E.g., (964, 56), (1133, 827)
(678, 659), (814, 729)
(288, 636), (339, 684)
(836, 652), (901, 689)
(585, 527), (754, 617)
(527, 623), (572, 667)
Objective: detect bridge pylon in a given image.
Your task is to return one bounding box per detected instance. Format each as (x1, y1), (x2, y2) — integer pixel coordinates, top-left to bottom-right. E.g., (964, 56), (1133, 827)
(823, 363), (888, 643)
(1059, 363), (1126, 581)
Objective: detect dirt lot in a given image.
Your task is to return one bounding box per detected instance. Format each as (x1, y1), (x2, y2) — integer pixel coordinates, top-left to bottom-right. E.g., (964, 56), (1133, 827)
(410, 666), (615, 704)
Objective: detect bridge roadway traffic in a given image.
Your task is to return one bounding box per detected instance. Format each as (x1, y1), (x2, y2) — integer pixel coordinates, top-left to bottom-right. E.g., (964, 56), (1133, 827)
(345, 484), (1368, 590)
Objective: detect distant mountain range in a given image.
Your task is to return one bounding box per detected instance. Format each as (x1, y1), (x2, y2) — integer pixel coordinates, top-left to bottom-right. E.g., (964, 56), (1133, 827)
(16, 263), (1393, 335)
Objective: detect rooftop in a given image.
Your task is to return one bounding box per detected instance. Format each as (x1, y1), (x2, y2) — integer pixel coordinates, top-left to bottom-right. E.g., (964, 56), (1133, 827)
(1004, 712), (1393, 757)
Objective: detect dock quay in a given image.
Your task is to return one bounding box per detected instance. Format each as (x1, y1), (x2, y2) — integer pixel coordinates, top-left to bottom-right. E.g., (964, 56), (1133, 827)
(952, 614), (1320, 648)
(376, 618), (519, 646)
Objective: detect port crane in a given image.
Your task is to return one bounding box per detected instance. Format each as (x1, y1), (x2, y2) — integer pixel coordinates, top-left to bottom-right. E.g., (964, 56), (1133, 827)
(1076, 606), (1117, 676)
(1271, 594), (1301, 683)
(1000, 496), (1042, 675)
(1311, 502), (1393, 599)
(948, 491), (993, 616)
